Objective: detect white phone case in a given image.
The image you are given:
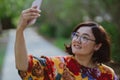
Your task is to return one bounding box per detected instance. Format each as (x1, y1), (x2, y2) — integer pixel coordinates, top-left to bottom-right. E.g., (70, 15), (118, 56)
(29, 0), (42, 25)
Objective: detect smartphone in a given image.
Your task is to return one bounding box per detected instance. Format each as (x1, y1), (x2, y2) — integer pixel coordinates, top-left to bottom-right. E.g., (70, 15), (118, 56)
(29, 0), (42, 25)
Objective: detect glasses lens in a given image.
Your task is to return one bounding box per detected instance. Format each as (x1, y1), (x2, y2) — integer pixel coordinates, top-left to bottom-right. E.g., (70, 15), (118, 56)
(80, 36), (88, 43)
(72, 32), (95, 43)
(71, 32), (76, 38)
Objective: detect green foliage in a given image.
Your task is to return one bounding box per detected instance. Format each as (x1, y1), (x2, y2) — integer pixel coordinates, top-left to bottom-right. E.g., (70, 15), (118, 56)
(0, 0), (33, 26)
(0, 32), (8, 72)
(37, 0), (84, 38)
(53, 38), (70, 51)
(0, 44), (6, 72)
(38, 23), (56, 38)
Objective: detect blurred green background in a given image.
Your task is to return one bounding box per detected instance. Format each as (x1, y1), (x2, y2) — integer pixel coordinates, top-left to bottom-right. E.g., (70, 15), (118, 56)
(0, 0), (120, 76)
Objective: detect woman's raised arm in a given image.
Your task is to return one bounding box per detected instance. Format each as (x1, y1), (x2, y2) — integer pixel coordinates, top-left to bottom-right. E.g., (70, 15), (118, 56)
(14, 7), (40, 71)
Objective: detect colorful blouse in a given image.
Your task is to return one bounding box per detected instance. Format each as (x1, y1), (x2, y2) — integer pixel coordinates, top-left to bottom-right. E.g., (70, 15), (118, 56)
(18, 55), (118, 80)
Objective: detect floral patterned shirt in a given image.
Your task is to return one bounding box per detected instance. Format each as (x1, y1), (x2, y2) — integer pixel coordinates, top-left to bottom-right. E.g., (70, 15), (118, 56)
(18, 55), (118, 80)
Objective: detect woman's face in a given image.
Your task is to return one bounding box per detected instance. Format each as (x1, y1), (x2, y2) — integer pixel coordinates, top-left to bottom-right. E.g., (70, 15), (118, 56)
(71, 27), (97, 56)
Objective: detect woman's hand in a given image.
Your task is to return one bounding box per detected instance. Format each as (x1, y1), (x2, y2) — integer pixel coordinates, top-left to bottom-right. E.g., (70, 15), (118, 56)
(17, 7), (40, 31)
(15, 7), (40, 71)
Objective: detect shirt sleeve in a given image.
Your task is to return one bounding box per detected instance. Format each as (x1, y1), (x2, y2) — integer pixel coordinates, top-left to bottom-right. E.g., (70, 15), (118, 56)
(18, 55), (46, 80)
(99, 64), (119, 80)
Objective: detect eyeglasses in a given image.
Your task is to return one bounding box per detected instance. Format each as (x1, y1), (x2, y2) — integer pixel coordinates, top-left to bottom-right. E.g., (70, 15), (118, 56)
(71, 32), (95, 43)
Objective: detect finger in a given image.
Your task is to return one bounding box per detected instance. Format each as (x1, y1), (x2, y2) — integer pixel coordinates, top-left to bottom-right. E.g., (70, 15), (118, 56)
(22, 8), (40, 15)
(27, 15), (40, 22)
(22, 9), (40, 18)
(28, 8), (41, 13)
(26, 12), (40, 17)
(23, 13), (40, 20)
(22, 8), (31, 14)
(21, 8), (41, 23)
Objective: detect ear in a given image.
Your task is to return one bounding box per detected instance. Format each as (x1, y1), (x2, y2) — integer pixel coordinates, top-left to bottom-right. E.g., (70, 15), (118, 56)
(94, 43), (102, 51)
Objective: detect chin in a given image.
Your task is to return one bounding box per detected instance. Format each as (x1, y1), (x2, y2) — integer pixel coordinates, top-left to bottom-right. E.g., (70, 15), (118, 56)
(72, 50), (80, 55)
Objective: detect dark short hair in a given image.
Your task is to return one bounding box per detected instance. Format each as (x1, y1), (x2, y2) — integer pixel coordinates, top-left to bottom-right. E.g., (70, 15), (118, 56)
(65, 21), (111, 63)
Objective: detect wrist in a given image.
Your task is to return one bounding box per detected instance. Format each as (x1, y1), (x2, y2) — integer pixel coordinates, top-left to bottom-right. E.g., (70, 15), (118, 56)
(17, 20), (27, 31)
(17, 23), (27, 32)
(16, 26), (24, 33)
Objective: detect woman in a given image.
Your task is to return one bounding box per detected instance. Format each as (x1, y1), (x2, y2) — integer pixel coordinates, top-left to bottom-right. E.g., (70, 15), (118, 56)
(15, 7), (118, 80)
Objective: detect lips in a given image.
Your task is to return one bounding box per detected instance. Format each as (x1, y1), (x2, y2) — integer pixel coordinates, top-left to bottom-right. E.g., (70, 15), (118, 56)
(73, 44), (81, 49)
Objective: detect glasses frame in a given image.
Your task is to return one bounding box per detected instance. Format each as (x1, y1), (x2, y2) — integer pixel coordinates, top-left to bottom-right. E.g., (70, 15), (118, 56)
(71, 32), (95, 43)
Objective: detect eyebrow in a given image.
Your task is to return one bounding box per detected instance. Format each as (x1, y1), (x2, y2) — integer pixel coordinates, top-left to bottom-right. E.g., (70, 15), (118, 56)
(76, 32), (90, 37)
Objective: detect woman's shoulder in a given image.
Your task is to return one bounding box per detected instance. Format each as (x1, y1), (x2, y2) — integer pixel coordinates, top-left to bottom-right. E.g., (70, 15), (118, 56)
(99, 63), (115, 74)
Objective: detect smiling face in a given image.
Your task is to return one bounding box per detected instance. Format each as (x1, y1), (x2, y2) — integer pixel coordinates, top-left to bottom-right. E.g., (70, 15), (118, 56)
(71, 27), (98, 56)
(65, 21), (110, 63)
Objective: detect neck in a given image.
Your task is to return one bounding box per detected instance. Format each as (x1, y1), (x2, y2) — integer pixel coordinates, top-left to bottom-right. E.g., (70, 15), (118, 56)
(74, 54), (95, 68)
